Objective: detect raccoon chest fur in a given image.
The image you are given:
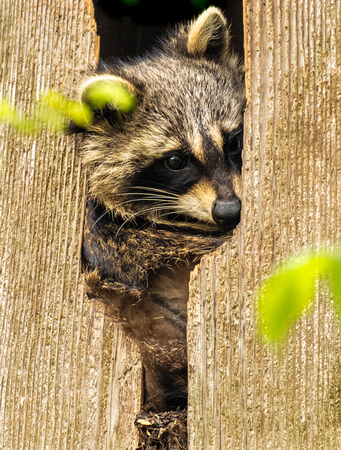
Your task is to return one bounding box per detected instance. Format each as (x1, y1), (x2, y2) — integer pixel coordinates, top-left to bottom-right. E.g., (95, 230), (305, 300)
(77, 6), (245, 411)
(148, 265), (193, 332)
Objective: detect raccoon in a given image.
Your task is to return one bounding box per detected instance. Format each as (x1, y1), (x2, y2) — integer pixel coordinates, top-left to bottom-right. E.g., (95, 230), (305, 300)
(77, 7), (245, 411)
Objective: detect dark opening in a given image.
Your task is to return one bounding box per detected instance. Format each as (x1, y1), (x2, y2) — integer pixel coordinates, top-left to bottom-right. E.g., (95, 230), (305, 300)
(93, 0), (244, 61)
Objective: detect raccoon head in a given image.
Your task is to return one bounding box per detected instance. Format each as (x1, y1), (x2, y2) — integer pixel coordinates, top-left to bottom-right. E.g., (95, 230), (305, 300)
(79, 7), (245, 234)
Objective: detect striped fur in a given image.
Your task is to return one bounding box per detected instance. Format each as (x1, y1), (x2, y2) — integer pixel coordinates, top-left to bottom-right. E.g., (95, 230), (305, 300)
(77, 7), (245, 411)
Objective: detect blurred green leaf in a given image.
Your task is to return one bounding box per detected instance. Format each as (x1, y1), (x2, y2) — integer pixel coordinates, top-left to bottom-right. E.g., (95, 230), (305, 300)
(34, 104), (67, 132)
(0, 98), (40, 135)
(40, 90), (93, 128)
(84, 80), (137, 113)
(324, 254), (341, 319)
(258, 253), (329, 342)
(0, 91), (94, 136)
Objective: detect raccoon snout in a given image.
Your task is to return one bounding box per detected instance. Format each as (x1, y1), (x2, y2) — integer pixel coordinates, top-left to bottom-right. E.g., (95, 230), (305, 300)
(212, 198), (241, 228)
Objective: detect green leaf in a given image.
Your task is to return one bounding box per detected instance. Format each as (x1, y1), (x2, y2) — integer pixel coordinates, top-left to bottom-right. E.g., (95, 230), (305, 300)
(40, 91), (93, 128)
(84, 81), (137, 113)
(324, 254), (341, 319)
(34, 104), (67, 132)
(0, 98), (40, 135)
(0, 92), (93, 136)
(258, 253), (324, 342)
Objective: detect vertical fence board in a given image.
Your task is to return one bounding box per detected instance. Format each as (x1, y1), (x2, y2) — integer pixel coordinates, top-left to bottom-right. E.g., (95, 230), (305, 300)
(0, 1), (142, 448)
(188, 0), (341, 448)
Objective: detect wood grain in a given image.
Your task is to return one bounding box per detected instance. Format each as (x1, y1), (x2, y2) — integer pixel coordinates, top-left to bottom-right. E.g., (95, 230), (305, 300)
(188, 0), (341, 447)
(0, 1), (141, 448)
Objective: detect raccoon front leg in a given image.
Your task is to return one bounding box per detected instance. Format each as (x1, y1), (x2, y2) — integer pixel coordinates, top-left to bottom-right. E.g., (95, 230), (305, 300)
(123, 293), (188, 411)
(85, 273), (187, 411)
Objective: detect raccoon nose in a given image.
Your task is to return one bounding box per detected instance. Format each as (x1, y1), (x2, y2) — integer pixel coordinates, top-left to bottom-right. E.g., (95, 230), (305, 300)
(212, 199), (241, 227)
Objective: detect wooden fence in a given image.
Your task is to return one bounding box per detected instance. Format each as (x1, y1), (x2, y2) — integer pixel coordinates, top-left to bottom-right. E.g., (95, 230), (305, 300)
(0, 0), (340, 448)
(188, 0), (341, 447)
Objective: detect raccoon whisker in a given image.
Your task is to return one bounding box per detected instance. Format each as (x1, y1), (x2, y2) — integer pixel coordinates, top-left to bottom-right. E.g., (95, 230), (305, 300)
(123, 204), (179, 223)
(116, 220), (133, 235)
(127, 186), (181, 199)
(131, 206), (178, 218)
(119, 197), (180, 211)
(89, 201), (105, 218)
(101, 196), (177, 213)
(114, 199), (195, 224)
(90, 208), (112, 230)
(115, 207), (163, 235)
(124, 194), (179, 202)
(99, 199), (179, 232)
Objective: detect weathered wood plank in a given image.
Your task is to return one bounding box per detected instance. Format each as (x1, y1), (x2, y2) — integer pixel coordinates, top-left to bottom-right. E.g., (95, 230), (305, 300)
(0, 1), (141, 448)
(188, 0), (341, 447)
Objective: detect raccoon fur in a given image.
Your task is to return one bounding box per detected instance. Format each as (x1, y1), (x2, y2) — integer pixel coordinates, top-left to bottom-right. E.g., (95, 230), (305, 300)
(77, 7), (245, 411)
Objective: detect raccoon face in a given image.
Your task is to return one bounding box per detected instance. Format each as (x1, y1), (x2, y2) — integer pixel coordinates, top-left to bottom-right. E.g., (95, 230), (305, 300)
(79, 7), (245, 234)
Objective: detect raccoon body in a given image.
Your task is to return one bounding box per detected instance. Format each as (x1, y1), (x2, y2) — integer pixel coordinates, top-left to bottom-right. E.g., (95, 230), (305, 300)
(78, 7), (245, 411)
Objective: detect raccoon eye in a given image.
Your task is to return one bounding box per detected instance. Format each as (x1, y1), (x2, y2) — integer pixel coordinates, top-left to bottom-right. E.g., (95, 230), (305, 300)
(164, 154), (187, 171)
(225, 128), (243, 155)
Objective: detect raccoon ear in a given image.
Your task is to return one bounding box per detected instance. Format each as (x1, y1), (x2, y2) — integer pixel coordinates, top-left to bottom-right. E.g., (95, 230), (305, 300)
(186, 7), (230, 64)
(69, 75), (138, 132)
